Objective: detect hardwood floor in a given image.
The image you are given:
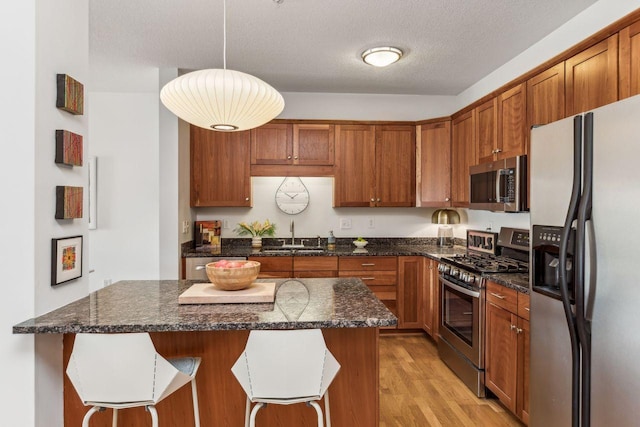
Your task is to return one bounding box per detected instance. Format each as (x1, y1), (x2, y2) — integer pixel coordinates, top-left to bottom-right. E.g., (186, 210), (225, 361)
(380, 334), (524, 427)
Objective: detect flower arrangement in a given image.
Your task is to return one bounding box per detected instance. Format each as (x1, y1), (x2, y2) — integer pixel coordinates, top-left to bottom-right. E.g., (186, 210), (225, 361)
(234, 219), (277, 237)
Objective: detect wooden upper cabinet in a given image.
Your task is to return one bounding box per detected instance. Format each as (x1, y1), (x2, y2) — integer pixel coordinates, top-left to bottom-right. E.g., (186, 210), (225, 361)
(375, 125), (416, 207)
(293, 124), (335, 165)
(334, 124), (376, 207)
(250, 123), (292, 165)
(451, 110), (476, 207)
(190, 126), (251, 207)
(497, 83), (527, 160)
(334, 124), (415, 207)
(250, 123), (334, 166)
(566, 34), (619, 116)
(619, 19), (640, 99)
(527, 62), (566, 128)
(475, 98), (498, 164)
(417, 121), (451, 207)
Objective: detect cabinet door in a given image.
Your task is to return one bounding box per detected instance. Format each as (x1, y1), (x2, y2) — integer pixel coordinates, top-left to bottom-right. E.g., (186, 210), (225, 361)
(566, 35), (619, 116)
(451, 110), (476, 207)
(498, 83), (527, 160)
(421, 259), (436, 336)
(517, 317), (530, 424)
(190, 126), (251, 207)
(334, 125), (376, 207)
(250, 123), (293, 165)
(475, 98), (498, 164)
(619, 20), (640, 99)
(397, 257), (423, 329)
(486, 302), (518, 412)
(417, 121), (452, 207)
(527, 63), (566, 128)
(293, 124), (335, 165)
(375, 125), (416, 207)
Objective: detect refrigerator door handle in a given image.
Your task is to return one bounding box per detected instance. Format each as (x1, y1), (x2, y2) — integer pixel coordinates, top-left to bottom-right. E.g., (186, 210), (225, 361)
(559, 115), (584, 427)
(575, 112), (594, 427)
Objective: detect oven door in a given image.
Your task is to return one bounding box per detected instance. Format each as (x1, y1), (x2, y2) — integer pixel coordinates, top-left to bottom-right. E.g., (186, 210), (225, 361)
(440, 276), (485, 368)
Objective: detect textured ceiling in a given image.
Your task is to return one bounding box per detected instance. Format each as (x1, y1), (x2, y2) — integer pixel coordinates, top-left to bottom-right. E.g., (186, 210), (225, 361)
(90, 0), (599, 95)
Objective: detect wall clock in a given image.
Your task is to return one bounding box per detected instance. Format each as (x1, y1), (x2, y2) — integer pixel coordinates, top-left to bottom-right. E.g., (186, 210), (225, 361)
(275, 177), (310, 215)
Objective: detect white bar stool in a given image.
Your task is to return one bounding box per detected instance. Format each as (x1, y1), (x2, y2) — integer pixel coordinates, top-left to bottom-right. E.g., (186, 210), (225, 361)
(66, 333), (201, 427)
(232, 329), (341, 427)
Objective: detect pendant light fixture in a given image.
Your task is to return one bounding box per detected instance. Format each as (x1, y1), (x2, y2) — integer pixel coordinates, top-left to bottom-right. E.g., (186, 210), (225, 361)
(160, 0), (284, 131)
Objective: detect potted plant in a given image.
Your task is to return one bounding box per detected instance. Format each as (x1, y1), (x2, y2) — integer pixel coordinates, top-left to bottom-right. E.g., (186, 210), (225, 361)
(235, 220), (277, 248)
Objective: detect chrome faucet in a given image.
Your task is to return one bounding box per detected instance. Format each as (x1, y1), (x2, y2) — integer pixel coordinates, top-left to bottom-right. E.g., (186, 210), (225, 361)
(290, 220), (295, 246)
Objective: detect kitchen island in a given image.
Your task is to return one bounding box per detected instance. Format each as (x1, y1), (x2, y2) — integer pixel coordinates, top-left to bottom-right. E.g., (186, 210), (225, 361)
(14, 278), (396, 426)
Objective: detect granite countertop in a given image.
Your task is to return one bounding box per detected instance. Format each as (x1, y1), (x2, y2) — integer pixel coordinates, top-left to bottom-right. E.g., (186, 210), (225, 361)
(13, 278), (397, 334)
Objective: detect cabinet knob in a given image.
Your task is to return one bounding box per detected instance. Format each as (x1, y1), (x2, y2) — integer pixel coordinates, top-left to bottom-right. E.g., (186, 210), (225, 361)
(516, 328), (523, 334)
(510, 324), (517, 331)
(371, 198), (375, 202)
(287, 155), (292, 160)
(377, 198), (381, 202)
(445, 197), (450, 202)
(245, 197), (249, 201)
(294, 156), (298, 160)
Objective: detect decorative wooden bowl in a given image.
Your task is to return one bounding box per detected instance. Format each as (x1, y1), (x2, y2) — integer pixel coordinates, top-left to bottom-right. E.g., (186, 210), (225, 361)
(205, 260), (261, 291)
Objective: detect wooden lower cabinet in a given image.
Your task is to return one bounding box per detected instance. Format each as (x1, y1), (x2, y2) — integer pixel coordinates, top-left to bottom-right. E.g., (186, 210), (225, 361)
(422, 259), (439, 339)
(339, 256), (398, 325)
(397, 257), (423, 329)
(249, 256), (338, 278)
(485, 281), (530, 424)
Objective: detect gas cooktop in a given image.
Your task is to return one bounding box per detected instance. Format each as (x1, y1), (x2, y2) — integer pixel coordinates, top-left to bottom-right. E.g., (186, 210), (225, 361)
(441, 253), (529, 274)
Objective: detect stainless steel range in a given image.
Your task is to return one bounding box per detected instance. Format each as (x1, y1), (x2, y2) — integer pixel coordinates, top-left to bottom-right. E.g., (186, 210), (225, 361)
(437, 227), (529, 397)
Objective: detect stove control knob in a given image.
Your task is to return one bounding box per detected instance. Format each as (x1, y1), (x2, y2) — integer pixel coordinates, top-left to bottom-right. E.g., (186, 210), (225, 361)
(465, 275), (476, 285)
(440, 264), (450, 274)
(450, 268), (459, 278)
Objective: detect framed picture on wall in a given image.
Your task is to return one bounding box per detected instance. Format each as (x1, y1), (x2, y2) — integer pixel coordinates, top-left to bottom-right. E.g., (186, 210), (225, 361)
(51, 236), (83, 286)
(55, 130), (83, 166)
(56, 74), (84, 115)
(55, 186), (83, 219)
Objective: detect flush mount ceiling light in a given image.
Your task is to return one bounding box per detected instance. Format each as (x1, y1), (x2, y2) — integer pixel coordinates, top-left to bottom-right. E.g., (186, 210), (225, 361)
(160, 0), (284, 131)
(361, 46), (403, 67)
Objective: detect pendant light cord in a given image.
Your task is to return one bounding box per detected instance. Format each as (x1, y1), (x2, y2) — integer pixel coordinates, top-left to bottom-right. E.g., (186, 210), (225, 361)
(223, 0), (227, 70)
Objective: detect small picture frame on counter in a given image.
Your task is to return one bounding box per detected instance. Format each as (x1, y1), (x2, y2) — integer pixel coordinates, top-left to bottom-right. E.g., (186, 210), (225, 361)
(195, 220), (222, 253)
(51, 235), (83, 286)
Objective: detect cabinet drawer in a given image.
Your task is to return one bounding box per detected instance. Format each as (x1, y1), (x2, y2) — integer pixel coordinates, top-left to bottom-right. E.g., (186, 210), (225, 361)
(518, 293), (531, 321)
(339, 270), (397, 285)
(295, 270), (338, 278)
(486, 281), (518, 314)
(366, 285), (397, 302)
(249, 256), (293, 272)
(294, 256), (338, 271)
(339, 256), (397, 271)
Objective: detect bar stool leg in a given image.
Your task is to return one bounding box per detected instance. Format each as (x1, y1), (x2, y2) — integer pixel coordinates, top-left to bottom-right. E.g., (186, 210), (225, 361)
(324, 392), (331, 427)
(308, 401), (324, 427)
(249, 402), (265, 427)
(147, 405), (159, 427)
(112, 408), (118, 427)
(245, 397), (251, 427)
(82, 406), (101, 427)
(191, 378), (200, 427)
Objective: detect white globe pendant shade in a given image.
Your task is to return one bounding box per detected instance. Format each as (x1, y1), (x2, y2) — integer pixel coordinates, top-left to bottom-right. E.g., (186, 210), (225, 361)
(160, 68), (285, 131)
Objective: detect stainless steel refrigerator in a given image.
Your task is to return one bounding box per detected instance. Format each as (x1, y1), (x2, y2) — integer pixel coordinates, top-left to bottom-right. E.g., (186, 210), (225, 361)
(529, 94), (640, 427)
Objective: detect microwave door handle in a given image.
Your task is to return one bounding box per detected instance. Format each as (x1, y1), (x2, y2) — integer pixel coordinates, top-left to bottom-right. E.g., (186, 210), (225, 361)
(495, 168), (508, 202)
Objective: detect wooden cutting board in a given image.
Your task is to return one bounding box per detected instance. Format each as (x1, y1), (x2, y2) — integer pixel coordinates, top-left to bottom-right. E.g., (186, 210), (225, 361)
(178, 282), (276, 304)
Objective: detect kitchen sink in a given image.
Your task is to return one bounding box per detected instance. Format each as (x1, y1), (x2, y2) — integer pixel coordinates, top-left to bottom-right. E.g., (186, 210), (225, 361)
(261, 247), (325, 254)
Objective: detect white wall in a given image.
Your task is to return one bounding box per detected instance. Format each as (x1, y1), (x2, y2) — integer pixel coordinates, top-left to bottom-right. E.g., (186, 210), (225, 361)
(88, 91), (161, 288)
(457, 0), (639, 109)
(0, 2), (36, 425)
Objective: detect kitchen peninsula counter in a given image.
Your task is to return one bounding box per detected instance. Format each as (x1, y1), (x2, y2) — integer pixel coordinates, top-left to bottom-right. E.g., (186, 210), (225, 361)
(14, 278), (394, 427)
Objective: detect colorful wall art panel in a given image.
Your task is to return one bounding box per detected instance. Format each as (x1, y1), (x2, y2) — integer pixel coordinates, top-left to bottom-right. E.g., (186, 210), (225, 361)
(55, 130), (83, 166)
(55, 186), (83, 219)
(56, 74), (84, 115)
(51, 236), (83, 286)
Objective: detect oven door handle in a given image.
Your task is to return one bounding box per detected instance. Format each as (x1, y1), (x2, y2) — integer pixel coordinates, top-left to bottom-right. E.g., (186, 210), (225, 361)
(441, 277), (480, 298)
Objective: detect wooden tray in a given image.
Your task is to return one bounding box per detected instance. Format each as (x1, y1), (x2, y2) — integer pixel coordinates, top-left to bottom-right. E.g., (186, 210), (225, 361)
(178, 282), (276, 304)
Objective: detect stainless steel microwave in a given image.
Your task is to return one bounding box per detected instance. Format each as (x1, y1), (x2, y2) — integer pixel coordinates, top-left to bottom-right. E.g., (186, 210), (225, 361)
(469, 155), (527, 212)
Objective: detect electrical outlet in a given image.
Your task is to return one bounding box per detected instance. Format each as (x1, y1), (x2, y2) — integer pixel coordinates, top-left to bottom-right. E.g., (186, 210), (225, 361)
(223, 219), (230, 229)
(367, 217), (375, 229)
(182, 220), (190, 234)
(340, 218), (352, 229)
